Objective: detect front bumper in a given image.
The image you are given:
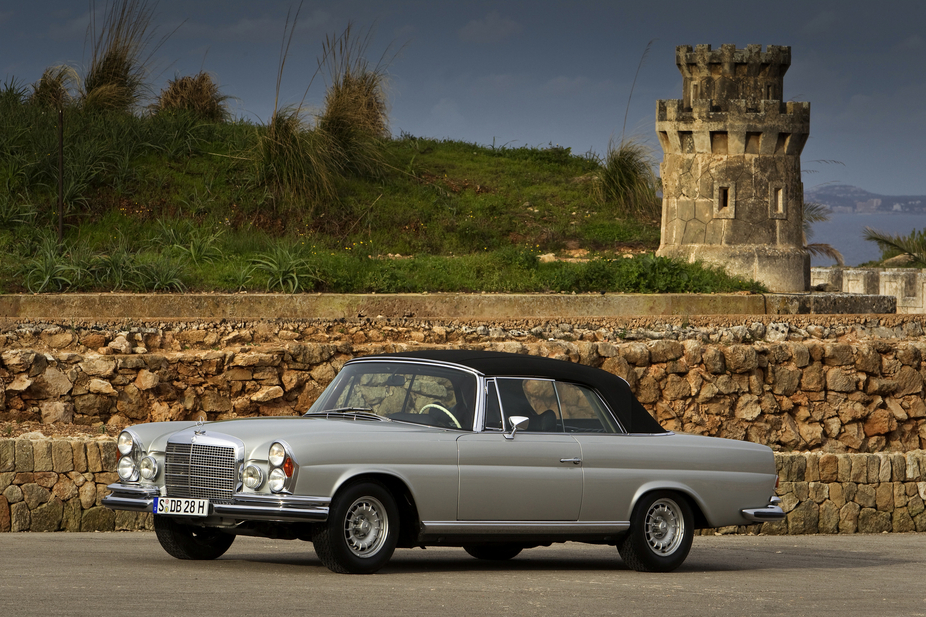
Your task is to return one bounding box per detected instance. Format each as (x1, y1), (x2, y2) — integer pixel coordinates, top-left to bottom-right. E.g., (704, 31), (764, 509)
(741, 496), (785, 522)
(103, 483), (330, 523)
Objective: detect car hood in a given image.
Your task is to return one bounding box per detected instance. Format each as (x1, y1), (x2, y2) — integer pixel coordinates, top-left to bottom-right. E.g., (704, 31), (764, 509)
(127, 415), (455, 454)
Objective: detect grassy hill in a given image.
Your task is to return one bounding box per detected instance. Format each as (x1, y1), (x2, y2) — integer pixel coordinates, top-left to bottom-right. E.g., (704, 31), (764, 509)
(0, 99), (766, 295)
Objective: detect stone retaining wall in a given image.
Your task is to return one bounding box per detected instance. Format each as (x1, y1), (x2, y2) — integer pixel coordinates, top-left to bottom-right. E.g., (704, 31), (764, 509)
(4, 317), (926, 454)
(3, 435), (925, 535)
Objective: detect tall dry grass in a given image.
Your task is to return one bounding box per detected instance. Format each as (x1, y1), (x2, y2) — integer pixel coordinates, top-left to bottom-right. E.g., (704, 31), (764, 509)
(315, 23), (394, 178)
(82, 0), (163, 112)
(29, 66), (80, 109)
(595, 139), (661, 219)
(153, 72), (230, 121)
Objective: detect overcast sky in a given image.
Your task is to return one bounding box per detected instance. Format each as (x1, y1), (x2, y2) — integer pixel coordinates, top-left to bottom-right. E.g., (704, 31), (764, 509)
(2, 0), (925, 196)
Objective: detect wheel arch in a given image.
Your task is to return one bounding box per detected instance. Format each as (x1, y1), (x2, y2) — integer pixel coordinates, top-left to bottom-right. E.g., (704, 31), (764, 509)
(332, 472), (422, 548)
(629, 483), (710, 529)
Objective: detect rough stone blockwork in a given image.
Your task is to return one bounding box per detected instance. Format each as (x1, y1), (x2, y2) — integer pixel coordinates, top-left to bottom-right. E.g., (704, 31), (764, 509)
(3, 316), (926, 533)
(2, 435), (924, 534)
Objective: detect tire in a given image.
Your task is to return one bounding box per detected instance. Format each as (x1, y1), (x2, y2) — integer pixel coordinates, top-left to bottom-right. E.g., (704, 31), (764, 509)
(463, 543), (523, 561)
(617, 491), (693, 573)
(153, 516), (235, 560)
(312, 481), (399, 574)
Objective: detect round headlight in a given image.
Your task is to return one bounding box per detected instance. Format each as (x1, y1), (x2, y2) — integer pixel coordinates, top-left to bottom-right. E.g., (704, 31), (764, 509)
(117, 456), (138, 481)
(268, 467), (286, 493)
(117, 431), (135, 456)
(243, 464), (264, 490)
(139, 456), (158, 481)
(268, 443), (286, 467)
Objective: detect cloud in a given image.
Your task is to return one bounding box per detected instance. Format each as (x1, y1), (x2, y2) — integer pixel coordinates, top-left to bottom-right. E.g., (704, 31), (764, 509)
(458, 11), (522, 45)
(0, 11), (12, 26)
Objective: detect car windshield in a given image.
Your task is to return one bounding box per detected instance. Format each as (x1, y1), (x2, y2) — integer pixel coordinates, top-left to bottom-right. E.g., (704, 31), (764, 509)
(305, 361), (477, 430)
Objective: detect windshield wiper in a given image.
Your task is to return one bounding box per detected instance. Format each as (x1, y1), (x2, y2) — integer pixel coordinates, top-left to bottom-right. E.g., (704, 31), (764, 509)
(318, 406), (374, 414)
(303, 407), (389, 422)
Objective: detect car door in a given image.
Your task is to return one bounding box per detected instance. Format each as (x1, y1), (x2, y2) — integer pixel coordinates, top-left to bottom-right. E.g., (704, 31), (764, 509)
(456, 378), (583, 521)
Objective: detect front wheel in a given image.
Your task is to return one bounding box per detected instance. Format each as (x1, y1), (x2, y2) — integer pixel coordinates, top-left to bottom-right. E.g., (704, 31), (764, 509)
(618, 491), (693, 572)
(153, 516), (235, 560)
(312, 481), (399, 574)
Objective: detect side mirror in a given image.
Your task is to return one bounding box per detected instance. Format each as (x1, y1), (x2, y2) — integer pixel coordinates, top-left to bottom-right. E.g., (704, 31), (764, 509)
(505, 415), (529, 440)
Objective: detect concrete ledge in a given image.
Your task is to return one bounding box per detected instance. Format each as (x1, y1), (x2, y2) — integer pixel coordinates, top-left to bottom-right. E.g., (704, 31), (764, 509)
(0, 292), (896, 321)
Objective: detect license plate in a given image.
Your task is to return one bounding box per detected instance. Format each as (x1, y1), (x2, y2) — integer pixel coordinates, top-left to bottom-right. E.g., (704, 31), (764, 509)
(153, 497), (210, 517)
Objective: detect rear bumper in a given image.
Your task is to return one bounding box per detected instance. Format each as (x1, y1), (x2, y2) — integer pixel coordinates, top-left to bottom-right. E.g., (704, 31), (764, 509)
(103, 483), (330, 523)
(741, 496), (785, 522)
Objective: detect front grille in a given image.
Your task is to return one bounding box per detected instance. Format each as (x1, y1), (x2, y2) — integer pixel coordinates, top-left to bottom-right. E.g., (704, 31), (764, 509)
(165, 442), (238, 503)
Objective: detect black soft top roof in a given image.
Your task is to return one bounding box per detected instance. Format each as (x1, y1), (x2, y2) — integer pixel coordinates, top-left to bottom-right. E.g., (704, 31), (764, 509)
(360, 350), (666, 434)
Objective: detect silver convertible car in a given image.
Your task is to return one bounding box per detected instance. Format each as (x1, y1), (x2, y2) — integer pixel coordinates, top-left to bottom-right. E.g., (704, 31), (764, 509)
(103, 350), (783, 574)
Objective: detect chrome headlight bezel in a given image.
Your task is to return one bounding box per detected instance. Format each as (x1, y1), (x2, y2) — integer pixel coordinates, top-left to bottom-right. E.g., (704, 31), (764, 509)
(117, 455), (139, 482)
(117, 430), (137, 456)
(242, 464), (264, 490)
(268, 467), (287, 493)
(267, 441), (298, 494)
(139, 455), (159, 481)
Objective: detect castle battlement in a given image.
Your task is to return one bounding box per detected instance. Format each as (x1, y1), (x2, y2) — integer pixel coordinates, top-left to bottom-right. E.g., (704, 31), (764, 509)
(674, 44), (792, 111)
(676, 44), (791, 70)
(656, 99), (810, 124)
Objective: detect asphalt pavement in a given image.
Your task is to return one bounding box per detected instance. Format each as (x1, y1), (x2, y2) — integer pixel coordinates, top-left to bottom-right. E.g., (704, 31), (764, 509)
(1, 532), (924, 616)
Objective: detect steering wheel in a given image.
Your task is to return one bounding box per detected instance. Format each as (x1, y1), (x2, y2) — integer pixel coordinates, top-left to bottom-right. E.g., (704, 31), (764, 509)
(418, 403), (462, 429)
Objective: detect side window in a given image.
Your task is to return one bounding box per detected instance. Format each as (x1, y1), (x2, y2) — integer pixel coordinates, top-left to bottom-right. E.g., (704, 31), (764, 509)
(483, 380), (503, 431)
(496, 378), (561, 432)
(557, 383), (621, 433)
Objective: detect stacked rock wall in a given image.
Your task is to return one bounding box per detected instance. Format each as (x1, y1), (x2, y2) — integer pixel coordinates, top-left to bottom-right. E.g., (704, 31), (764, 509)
(3, 436), (925, 534)
(3, 315), (926, 534)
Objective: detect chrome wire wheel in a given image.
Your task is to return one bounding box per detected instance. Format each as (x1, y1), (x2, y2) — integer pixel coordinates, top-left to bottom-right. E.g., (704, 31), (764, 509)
(343, 496), (388, 558)
(643, 497), (685, 556)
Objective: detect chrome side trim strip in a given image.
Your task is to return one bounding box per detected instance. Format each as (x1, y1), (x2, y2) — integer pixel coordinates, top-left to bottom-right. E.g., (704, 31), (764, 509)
(420, 520), (630, 535)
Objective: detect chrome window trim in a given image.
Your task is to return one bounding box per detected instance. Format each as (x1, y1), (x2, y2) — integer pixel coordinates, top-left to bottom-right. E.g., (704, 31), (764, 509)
(333, 357), (484, 431)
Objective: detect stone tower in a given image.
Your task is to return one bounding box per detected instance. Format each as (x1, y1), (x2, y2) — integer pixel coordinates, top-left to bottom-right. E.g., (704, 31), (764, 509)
(655, 44), (810, 291)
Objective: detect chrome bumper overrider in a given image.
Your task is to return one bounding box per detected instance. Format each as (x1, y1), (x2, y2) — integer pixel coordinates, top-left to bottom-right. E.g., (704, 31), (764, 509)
(103, 483), (329, 523)
(741, 496), (785, 522)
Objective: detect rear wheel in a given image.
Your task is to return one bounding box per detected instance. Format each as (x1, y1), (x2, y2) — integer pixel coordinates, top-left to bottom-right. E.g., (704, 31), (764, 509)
(153, 516), (235, 560)
(313, 481), (399, 574)
(463, 543), (523, 561)
(618, 491), (693, 572)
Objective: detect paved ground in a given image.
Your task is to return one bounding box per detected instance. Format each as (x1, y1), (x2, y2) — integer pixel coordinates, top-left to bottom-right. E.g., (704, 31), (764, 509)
(2, 532), (925, 616)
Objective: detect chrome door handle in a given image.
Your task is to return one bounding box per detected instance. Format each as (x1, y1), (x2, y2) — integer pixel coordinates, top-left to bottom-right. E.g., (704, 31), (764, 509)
(559, 458), (581, 465)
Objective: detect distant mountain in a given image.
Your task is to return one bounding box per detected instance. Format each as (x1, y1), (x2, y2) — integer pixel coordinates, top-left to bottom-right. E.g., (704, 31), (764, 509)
(804, 184), (926, 214)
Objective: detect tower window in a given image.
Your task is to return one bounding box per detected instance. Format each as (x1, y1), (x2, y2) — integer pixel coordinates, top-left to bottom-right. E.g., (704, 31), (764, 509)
(769, 184), (787, 219)
(713, 183), (735, 219)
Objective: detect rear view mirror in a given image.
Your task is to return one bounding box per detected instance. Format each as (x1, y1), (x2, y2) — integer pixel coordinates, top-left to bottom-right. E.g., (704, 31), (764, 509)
(505, 415), (529, 440)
